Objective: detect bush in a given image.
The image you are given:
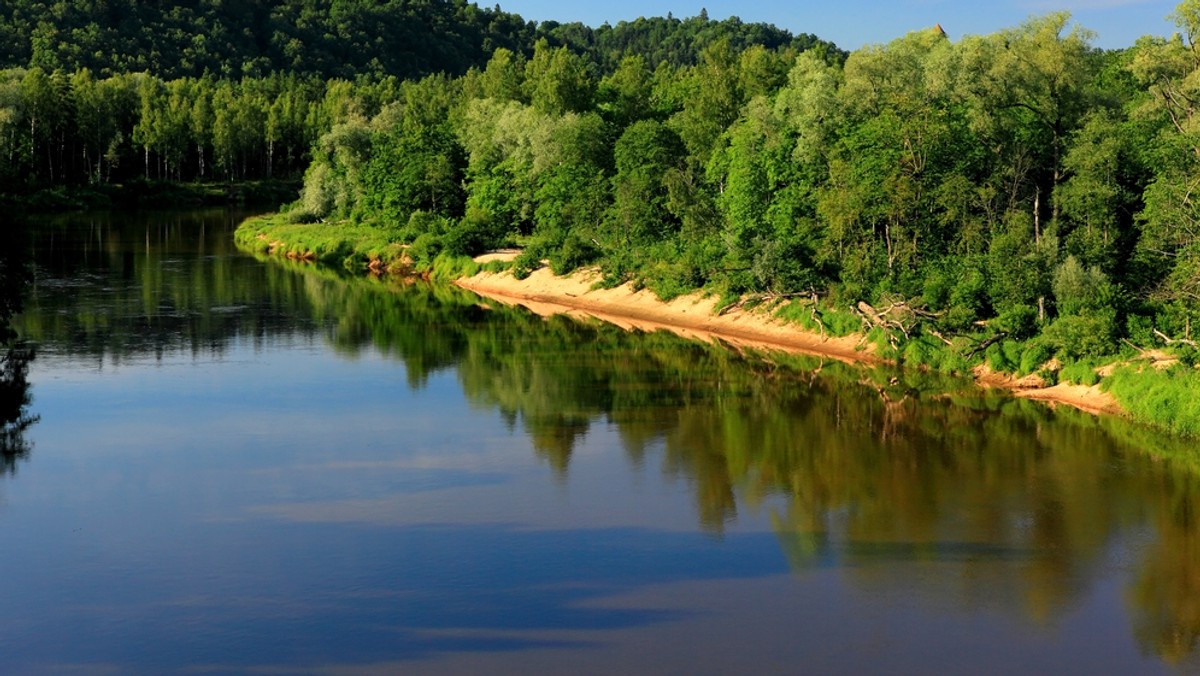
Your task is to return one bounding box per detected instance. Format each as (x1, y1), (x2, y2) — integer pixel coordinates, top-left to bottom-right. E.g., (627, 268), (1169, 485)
(408, 233), (442, 264)
(1060, 360), (1100, 386)
(986, 341), (1016, 372)
(1042, 311), (1118, 361)
(993, 304), (1038, 340)
(902, 337), (933, 366)
(1019, 341), (1053, 375)
(511, 250), (542, 280)
(547, 231), (600, 275)
(286, 208), (322, 224)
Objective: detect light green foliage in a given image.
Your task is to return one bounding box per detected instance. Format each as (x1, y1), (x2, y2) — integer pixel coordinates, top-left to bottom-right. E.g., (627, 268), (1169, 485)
(1055, 111), (1128, 271)
(523, 40), (595, 115)
(1052, 255), (1113, 316)
(1044, 313), (1118, 361)
(986, 341), (1017, 373)
(669, 38), (743, 168)
(479, 48), (527, 103)
(1105, 364), (1200, 437)
(608, 120), (684, 246)
(1060, 360), (1100, 386)
(773, 51), (842, 168)
(1019, 341), (1053, 375)
(987, 212), (1053, 315)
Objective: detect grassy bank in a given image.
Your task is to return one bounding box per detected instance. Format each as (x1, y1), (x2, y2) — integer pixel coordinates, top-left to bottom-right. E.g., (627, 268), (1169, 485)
(236, 212), (1200, 438)
(1104, 364), (1200, 438)
(235, 213), (503, 280)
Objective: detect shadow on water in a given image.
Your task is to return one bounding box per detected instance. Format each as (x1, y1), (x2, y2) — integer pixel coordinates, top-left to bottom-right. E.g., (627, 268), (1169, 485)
(0, 221), (36, 473)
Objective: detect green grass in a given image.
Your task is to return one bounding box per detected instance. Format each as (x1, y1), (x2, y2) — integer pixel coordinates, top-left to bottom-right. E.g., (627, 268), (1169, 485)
(774, 300), (862, 338)
(1104, 364), (1200, 438)
(235, 213), (406, 270)
(1060, 359), (1101, 386)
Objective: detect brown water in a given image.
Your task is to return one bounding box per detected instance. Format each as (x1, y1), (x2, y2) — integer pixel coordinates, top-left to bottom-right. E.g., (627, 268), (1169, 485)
(0, 209), (1197, 674)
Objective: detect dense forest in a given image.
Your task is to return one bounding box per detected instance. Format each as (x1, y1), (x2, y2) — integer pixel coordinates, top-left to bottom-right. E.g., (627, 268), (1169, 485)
(0, 1), (836, 197)
(233, 3), (1200, 420)
(0, 1), (834, 79)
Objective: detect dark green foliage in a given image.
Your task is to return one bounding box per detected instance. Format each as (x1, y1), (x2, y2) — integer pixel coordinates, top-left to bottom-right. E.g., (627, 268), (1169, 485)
(1043, 313), (1119, 362)
(986, 342), (1017, 373)
(0, 0), (539, 80)
(994, 305), (1039, 341)
(537, 14), (844, 74)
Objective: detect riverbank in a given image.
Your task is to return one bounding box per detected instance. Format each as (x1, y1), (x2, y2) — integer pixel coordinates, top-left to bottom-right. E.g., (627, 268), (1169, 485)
(232, 213), (1143, 423)
(455, 263), (1125, 418)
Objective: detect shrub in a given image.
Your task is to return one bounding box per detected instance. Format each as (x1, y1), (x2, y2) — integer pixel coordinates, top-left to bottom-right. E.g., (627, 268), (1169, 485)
(986, 341), (1016, 372)
(993, 304), (1038, 340)
(408, 233), (442, 264)
(511, 250), (541, 280)
(1060, 360), (1100, 386)
(1042, 311), (1118, 361)
(1019, 341), (1053, 375)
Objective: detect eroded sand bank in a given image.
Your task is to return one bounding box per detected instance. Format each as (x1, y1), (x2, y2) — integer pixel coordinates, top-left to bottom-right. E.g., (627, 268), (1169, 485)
(454, 266), (1124, 418)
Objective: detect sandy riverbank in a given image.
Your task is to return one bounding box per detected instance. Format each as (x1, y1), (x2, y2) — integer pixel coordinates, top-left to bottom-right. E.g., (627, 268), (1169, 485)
(455, 265), (1125, 418)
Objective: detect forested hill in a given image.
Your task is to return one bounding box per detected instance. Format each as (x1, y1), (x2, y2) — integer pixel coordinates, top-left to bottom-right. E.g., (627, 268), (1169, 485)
(0, 1), (840, 79)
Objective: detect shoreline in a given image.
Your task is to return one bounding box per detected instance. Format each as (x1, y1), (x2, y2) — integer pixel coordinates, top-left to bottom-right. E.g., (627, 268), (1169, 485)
(455, 266), (1125, 419)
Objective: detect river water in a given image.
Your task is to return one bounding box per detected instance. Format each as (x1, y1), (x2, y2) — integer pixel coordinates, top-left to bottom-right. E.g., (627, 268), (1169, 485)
(1, 209), (1198, 674)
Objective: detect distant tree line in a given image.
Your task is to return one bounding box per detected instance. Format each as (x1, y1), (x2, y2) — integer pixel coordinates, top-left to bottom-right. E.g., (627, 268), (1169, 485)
(0, 1), (839, 80)
(0, 2), (837, 194)
(0, 69), (403, 189)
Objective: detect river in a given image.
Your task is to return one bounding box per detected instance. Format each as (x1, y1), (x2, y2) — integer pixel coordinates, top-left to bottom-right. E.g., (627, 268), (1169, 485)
(1, 209), (1198, 674)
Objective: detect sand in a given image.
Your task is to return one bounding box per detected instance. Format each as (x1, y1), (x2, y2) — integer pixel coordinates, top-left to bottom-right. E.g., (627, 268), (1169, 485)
(455, 265), (1126, 419)
(456, 267), (869, 363)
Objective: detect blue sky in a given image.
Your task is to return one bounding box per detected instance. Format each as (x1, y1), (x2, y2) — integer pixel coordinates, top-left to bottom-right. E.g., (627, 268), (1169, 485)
(495, 0), (1181, 50)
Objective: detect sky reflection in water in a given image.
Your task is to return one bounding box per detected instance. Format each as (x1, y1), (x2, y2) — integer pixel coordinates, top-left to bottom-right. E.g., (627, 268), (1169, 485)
(0, 210), (1196, 674)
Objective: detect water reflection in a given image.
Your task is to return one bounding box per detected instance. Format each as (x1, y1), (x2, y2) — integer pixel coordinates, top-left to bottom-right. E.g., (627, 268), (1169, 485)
(250, 247), (1200, 666)
(13, 210), (1200, 668)
(20, 209), (321, 362)
(0, 222), (35, 471)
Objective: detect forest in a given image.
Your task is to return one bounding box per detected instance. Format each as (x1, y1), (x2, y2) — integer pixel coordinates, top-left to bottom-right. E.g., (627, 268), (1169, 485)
(0, 2), (834, 199)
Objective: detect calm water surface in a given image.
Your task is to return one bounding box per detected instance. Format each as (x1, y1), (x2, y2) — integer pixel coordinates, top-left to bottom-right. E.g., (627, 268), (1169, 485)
(1, 210), (1199, 674)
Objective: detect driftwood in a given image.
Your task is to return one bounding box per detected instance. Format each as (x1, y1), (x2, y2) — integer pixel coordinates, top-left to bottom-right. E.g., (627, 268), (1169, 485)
(926, 328), (955, 346)
(717, 291), (812, 316)
(1122, 338), (1148, 355)
(964, 332), (1008, 359)
(1154, 328), (1199, 348)
(853, 299), (942, 349)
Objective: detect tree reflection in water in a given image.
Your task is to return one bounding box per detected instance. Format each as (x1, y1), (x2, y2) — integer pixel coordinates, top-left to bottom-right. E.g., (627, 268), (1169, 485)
(247, 257), (1200, 665)
(0, 222), (35, 473)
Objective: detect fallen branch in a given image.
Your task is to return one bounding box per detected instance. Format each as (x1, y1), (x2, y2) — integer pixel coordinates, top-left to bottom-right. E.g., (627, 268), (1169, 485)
(965, 332), (1008, 359)
(927, 328), (955, 347)
(1154, 328), (1198, 348)
(1121, 339), (1148, 355)
(809, 294), (827, 339)
(717, 291), (812, 316)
